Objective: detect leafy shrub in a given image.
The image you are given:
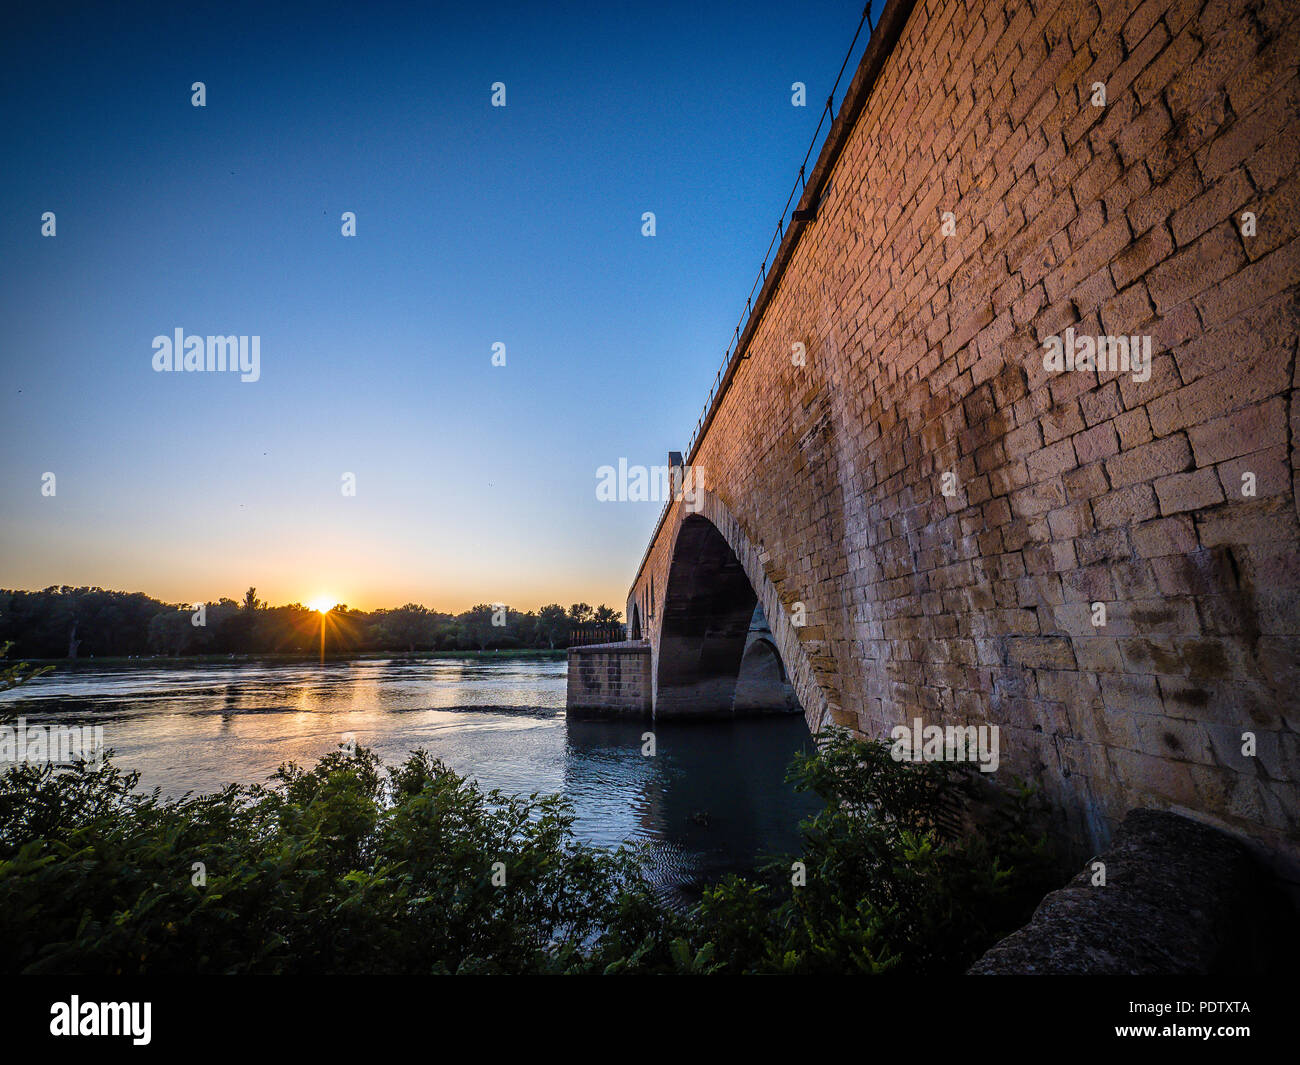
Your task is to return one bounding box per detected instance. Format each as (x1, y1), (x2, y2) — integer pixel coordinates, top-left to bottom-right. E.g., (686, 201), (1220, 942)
(691, 728), (1062, 974)
(0, 730), (1062, 975)
(0, 748), (674, 974)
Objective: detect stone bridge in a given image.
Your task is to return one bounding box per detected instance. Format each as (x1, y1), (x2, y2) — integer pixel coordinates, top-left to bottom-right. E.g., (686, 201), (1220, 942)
(589, 0), (1300, 880)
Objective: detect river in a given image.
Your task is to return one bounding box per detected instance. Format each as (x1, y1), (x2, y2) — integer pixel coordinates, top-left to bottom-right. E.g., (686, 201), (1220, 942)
(0, 656), (821, 902)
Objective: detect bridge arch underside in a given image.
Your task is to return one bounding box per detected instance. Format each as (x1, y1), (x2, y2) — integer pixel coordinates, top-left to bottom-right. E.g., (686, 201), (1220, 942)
(734, 636), (800, 714)
(655, 514), (800, 718)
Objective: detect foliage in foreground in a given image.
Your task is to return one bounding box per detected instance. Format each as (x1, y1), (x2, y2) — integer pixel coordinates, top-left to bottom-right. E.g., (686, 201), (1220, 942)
(694, 730), (1061, 973)
(0, 641), (52, 713)
(0, 731), (1062, 974)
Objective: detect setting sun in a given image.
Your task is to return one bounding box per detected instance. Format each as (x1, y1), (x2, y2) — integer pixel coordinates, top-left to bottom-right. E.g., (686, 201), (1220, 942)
(307, 597), (335, 614)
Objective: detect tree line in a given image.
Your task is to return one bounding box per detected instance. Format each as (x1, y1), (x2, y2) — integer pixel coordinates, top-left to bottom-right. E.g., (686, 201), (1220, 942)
(0, 587), (624, 659)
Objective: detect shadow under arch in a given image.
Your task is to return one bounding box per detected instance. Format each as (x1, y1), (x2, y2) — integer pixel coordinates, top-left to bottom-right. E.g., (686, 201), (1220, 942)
(734, 631), (799, 713)
(652, 493), (827, 731)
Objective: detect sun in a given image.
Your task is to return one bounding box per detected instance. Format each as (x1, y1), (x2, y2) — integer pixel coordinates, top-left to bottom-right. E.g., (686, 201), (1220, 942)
(307, 596), (336, 614)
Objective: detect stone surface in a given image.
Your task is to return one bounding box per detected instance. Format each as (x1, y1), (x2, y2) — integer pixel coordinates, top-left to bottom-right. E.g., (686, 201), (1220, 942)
(566, 642), (652, 716)
(968, 808), (1282, 974)
(627, 0), (1300, 883)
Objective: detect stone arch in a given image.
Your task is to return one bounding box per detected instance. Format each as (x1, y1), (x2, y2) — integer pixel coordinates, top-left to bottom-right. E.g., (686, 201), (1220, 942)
(733, 633), (800, 713)
(652, 489), (827, 730)
(628, 602), (642, 640)
(748, 634), (786, 682)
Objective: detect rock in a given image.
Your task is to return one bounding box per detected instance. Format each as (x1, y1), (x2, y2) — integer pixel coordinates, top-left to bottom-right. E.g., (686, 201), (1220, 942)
(968, 808), (1288, 974)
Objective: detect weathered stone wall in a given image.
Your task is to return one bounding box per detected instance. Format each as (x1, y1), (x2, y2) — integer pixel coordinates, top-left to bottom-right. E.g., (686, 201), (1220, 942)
(566, 643), (652, 716)
(630, 0), (1300, 878)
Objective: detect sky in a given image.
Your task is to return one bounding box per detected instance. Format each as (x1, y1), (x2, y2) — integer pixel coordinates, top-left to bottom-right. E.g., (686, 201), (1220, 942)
(0, 0), (879, 614)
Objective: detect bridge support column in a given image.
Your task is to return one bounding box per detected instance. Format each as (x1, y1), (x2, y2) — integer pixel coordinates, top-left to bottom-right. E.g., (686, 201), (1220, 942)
(566, 641), (652, 717)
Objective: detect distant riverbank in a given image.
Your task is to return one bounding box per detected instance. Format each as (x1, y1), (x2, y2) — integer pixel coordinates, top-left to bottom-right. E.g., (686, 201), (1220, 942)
(19, 648), (570, 669)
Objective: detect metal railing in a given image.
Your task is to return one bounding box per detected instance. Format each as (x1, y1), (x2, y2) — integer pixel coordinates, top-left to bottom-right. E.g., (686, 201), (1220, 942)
(567, 625), (628, 647)
(682, 1), (878, 462)
(627, 3), (882, 596)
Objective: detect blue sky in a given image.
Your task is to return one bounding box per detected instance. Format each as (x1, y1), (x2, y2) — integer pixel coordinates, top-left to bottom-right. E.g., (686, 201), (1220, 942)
(0, 0), (878, 612)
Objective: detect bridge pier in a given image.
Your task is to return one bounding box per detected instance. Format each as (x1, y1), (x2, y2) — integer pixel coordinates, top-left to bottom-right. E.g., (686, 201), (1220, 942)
(566, 641), (652, 717)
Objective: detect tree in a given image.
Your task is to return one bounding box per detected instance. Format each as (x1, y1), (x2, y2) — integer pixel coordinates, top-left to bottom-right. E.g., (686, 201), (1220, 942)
(537, 604), (569, 650)
(592, 605), (622, 625)
(47, 589), (83, 659)
(147, 607), (212, 656)
(568, 603), (594, 624)
(458, 605), (498, 651)
(376, 604), (435, 652)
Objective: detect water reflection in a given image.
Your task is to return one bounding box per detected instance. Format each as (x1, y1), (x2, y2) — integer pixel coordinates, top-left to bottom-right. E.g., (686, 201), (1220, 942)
(0, 658), (820, 897)
(564, 717), (820, 900)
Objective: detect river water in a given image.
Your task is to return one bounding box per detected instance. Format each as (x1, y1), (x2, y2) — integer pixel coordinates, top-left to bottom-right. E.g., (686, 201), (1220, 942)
(0, 657), (820, 901)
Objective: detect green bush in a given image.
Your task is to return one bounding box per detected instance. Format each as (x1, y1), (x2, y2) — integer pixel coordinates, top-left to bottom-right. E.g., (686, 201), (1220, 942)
(0, 748), (679, 974)
(692, 729), (1061, 974)
(0, 730), (1062, 975)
